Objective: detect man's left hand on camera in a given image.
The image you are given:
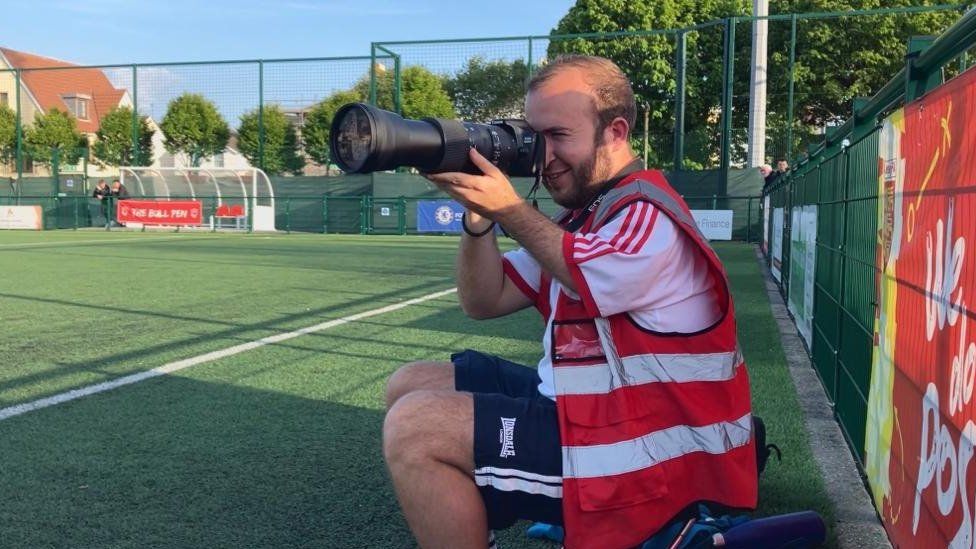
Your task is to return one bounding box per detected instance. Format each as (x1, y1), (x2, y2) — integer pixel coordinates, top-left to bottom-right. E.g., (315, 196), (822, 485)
(424, 148), (522, 222)
(426, 148), (576, 292)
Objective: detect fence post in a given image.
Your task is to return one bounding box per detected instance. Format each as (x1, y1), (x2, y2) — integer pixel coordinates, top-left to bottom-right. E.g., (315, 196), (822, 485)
(720, 17), (736, 194)
(369, 43), (378, 105)
(360, 195), (370, 234)
(673, 30), (686, 171)
(51, 147), (60, 199)
(131, 65), (139, 162)
(258, 60), (265, 171)
(15, 69), (22, 185)
(712, 194), (717, 209)
(82, 147), (89, 193)
(786, 13), (797, 162)
(746, 197), (752, 242)
(73, 196), (79, 230)
(394, 55), (402, 115)
(285, 197), (291, 234)
(834, 142), (854, 405)
(905, 36), (941, 102)
(322, 194), (329, 234)
(398, 196), (406, 235)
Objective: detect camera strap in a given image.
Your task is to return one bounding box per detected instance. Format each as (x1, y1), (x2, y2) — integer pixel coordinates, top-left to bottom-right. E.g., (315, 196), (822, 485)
(525, 134), (548, 210)
(560, 158), (644, 233)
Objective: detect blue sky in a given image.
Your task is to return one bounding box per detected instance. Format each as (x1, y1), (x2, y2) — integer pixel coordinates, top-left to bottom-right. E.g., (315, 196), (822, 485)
(5, 0), (577, 65)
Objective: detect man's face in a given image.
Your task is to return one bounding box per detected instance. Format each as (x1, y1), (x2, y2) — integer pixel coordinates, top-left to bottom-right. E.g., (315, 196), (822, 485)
(777, 160), (788, 172)
(525, 69), (613, 209)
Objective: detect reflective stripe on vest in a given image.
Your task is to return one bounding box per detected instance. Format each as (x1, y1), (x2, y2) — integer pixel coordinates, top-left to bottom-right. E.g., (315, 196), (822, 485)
(553, 349), (743, 395)
(594, 177), (700, 238)
(562, 413), (752, 479)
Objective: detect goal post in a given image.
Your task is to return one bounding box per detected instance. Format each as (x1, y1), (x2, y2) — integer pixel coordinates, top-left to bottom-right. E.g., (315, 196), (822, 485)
(118, 167), (276, 231)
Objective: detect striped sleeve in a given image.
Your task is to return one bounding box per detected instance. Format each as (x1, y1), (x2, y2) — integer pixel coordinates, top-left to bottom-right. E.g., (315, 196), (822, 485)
(563, 200), (689, 318)
(502, 247), (542, 304)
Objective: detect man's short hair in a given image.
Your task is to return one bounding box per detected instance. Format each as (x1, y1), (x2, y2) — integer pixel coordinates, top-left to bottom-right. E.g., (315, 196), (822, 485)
(527, 55), (637, 136)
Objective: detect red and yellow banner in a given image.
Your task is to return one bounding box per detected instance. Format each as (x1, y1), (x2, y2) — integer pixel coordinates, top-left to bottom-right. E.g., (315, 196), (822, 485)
(117, 200), (203, 225)
(866, 67), (976, 547)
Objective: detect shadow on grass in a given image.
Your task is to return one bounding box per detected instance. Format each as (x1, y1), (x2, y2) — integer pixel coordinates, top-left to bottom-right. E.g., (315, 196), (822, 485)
(0, 375), (549, 548)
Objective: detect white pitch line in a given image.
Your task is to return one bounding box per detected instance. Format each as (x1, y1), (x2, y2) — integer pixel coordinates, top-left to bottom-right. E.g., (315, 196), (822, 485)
(0, 287), (458, 422)
(0, 235), (209, 249)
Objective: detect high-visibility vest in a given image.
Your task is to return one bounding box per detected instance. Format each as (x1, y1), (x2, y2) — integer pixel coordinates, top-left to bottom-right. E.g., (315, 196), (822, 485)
(551, 170), (758, 549)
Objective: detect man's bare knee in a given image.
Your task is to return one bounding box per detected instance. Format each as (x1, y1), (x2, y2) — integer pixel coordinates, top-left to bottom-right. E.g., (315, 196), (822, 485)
(383, 390), (473, 471)
(385, 361), (455, 409)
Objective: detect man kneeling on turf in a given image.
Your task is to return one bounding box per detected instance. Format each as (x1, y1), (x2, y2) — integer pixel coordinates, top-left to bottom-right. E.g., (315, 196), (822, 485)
(383, 55), (758, 549)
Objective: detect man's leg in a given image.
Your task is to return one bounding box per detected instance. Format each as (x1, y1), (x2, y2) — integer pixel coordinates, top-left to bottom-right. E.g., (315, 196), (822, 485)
(383, 389), (485, 549)
(385, 361), (455, 409)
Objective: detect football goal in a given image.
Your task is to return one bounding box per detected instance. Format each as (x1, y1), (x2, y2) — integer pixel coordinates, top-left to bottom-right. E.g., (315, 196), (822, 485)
(118, 167), (276, 231)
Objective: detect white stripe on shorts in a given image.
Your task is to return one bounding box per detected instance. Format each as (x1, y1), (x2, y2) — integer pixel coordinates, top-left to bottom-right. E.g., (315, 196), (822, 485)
(474, 466), (563, 499)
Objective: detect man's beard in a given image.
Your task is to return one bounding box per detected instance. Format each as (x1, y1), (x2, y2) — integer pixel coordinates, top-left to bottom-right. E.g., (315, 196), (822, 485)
(545, 146), (613, 210)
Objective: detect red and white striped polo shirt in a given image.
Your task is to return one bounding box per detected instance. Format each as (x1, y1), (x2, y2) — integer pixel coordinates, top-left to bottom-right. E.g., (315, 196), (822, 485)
(502, 201), (721, 400)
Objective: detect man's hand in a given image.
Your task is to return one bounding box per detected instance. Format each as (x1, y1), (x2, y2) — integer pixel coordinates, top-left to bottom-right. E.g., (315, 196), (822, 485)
(423, 148), (523, 224)
(426, 147), (576, 292)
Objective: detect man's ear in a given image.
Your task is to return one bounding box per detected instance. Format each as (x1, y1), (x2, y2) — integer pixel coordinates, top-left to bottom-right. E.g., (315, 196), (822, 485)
(605, 117), (631, 150)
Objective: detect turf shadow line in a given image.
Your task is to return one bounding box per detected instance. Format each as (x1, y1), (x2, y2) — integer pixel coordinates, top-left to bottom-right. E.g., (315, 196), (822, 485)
(0, 280), (456, 400)
(13, 248), (455, 277)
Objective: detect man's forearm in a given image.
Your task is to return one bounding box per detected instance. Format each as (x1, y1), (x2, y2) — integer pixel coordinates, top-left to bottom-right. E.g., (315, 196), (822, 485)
(456, 218), (506, 318)
(498, 202), (575, 292)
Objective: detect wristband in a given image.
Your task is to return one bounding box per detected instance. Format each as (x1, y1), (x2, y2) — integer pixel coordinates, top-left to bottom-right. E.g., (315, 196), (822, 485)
(461, 213), (496, 237)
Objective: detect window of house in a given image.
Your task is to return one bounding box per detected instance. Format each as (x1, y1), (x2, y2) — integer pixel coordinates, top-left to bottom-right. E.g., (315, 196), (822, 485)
(77, 98), (88, 120)
(61, 94), (91, 120)
(214, 153), (225, 168)
(0, 92), (8, 107)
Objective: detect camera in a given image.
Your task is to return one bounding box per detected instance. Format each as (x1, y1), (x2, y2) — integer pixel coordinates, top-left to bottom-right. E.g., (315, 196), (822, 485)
(329, 103), (545, 177)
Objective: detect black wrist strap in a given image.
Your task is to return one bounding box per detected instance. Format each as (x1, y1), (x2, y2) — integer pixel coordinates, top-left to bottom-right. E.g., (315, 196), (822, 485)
(462, 213), (496, 237)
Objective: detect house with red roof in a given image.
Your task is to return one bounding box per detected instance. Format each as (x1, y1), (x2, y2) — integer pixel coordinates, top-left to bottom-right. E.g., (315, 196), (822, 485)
(0, 47), (258, 180)
(0, 47), (131, 174)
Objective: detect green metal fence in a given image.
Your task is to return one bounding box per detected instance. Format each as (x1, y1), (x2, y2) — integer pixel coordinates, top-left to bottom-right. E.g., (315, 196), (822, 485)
(5, 192), (763, 238)
(0, 6), (969, 189)
(761, 7), (976, 464)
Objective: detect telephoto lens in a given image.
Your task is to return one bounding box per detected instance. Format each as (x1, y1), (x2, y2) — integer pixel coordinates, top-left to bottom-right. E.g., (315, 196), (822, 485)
(329, 103), (544, 177)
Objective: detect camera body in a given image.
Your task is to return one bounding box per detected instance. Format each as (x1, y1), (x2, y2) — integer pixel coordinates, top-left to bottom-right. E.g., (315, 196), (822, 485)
(329, 103), (544, 177)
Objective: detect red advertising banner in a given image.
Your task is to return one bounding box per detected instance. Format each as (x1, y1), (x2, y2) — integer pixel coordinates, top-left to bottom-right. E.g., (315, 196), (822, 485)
(116, 200), (203, 225)
(866, 67), (976, 548)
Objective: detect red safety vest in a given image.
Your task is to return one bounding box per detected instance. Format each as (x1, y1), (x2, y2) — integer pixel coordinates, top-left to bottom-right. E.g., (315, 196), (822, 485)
(550, 170), (758, 549)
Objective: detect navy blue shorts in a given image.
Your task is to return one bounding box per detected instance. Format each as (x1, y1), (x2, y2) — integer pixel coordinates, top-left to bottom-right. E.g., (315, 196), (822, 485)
(452, 350), (563, 530)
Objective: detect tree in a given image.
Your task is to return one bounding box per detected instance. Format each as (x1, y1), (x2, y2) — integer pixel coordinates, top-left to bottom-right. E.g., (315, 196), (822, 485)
(766, 1), (961, 127)
(159, 93), (229, 166)
(302, 89), (361, 171)
(93, 106), (154, 166)
(548, 0), (961, 166)
(444, 57), (530, 122)
(0, 104), (15, 165)
(352, 65), (455, 119)
(237, 105), (305, 175)
(548, 0), (750, 168)
(24, 108), (86, 165)
(398, 66), (456, 119)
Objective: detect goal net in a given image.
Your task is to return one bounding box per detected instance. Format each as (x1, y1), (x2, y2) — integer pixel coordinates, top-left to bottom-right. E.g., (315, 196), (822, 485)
(118, 167), (276, 231)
